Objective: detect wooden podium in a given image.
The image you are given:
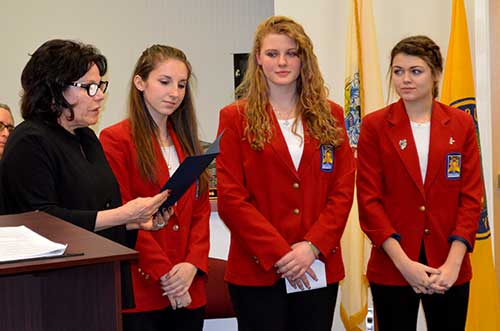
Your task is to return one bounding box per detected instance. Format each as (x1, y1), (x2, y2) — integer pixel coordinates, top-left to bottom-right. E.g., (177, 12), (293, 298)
(0, 211), (138, 331)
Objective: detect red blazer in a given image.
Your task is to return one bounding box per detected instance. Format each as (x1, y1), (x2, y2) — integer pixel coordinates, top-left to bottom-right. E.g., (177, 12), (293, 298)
(216, 101), (355, 286)
(100, 119), (210, 312)
(357, 99), (482, 286)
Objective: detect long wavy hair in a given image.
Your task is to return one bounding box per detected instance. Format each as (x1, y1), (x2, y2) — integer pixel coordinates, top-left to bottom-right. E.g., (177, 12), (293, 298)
(128, 45), (208, 192)
(236, 15), (344, 150)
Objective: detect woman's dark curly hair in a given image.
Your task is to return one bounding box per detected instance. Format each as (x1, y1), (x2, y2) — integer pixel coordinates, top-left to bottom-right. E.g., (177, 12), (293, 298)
(20, 39), (107, 122)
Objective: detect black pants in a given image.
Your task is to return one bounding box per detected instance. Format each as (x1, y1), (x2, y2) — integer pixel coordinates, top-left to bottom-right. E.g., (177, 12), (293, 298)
(370, 282), (469, 331)
(122, 306), (205, 331)
(228, 279), (338, 331)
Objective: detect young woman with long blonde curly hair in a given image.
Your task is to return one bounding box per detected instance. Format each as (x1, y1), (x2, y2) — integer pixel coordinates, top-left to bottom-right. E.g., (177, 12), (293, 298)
(216, 16), (355, 331)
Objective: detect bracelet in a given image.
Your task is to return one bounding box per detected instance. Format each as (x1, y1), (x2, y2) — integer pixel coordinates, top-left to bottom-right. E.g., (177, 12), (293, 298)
(306, 241), (320, 258)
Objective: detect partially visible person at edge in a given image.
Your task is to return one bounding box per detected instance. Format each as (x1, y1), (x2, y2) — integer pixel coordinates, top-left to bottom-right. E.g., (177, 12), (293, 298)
(216, 16), (355, 331)
(100, 45), (210, 331)
(0, 39), (171, 309)
(0, 103), (14, 159)
(357, 35), (482, 331)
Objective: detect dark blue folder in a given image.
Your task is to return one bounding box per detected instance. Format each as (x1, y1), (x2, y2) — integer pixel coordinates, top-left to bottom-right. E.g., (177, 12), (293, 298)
(158, 132), (222, 212)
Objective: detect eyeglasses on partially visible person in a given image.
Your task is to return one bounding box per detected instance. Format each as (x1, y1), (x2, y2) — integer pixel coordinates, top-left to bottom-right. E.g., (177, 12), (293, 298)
(69, 80), (108, 97)
(0, 103), (14, 159)
(0, 121), (14, 133)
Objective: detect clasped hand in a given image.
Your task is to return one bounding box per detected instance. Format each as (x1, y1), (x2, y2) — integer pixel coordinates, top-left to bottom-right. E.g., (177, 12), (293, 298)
(166, 291), (192, 310)
(160, 262), (197, 309)
(274, 241), (318, 290)
(400, 260), (459, 294)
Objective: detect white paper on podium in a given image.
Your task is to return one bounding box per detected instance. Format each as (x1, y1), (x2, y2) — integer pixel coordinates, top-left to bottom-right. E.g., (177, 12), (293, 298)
(0, 225), (67, 262)
(285, 259), (327, 293)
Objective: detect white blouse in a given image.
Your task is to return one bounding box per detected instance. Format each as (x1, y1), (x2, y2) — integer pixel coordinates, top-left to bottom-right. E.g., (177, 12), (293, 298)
(161, 144), (180, 175)
(410, 120), (431, 184)
(277, 117), (304, 170)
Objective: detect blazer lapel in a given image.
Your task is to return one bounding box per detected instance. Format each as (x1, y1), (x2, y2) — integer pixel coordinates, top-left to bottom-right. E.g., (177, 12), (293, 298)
(386, 99), (425, 198)
(424, 101), (451, 191)
(167, 122), (189, 215)
(297, 119), (316, 175)
(268, 106), (300, 179)
(150, 122), (190, 215)
(152, 134), (169, 191)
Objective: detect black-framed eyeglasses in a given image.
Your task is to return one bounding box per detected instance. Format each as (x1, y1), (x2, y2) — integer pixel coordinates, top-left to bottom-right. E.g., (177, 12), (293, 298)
(0, 121), (14, 133)
(69, 80), (109, 97)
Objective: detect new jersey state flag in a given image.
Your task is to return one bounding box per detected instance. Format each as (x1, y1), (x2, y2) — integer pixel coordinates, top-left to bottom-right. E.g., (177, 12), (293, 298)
(341, 0), (384, 330)
(441, 0), (500, 330)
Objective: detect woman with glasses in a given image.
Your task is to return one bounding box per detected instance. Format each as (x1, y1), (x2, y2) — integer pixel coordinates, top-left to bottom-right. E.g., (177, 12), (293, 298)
(0, 39), (171, 310)
(0, 103), (14, 159)
(100, 45), (210, 331)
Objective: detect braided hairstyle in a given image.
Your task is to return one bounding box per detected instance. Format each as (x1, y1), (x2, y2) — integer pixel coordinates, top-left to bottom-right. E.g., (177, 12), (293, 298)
(389, 35), (443, 98)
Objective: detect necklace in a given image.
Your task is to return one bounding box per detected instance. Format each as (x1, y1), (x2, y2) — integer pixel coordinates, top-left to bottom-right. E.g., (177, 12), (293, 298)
(165, 146), (175, 171)
(160, 131), (175, 171)
(272, 105), (295, 127)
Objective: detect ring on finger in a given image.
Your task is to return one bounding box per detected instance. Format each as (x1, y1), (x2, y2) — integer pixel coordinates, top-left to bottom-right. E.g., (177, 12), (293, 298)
(152, 217), (165, 230)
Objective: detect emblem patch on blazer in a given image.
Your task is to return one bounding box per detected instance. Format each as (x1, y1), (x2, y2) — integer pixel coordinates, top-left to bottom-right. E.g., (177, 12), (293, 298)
(320, 144), (334, 172)
(446, 153), (462, 180)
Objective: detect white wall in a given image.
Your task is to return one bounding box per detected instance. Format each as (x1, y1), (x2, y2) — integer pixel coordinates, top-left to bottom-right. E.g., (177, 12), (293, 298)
(0, 0), (273, 141)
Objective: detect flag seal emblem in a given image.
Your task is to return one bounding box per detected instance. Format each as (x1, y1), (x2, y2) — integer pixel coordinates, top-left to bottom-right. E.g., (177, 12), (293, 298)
(320, 145), (334, 172)
(446, 152), (462, 180)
